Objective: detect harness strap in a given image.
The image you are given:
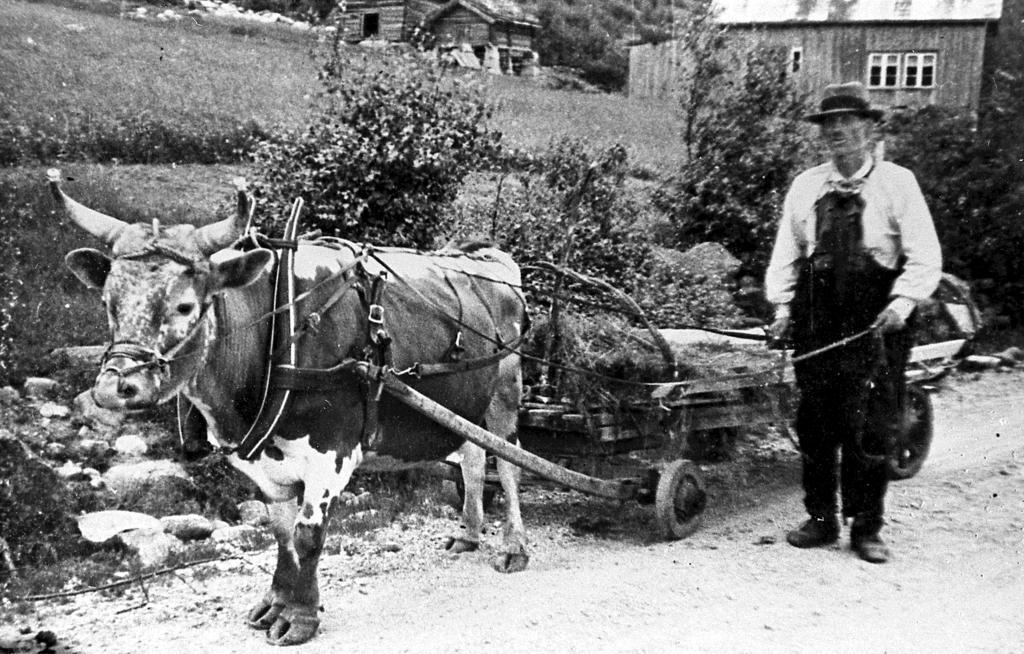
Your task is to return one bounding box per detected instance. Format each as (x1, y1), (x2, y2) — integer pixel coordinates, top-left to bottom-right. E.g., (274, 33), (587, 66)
(411, 331), (526, 377)
(360, 265), (391, 451)
(367, 250), (527, 361)
(235, 199), (303, 461)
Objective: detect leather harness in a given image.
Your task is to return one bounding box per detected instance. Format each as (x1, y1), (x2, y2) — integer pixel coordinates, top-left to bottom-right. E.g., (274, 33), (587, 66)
(228, 231), (525, 461)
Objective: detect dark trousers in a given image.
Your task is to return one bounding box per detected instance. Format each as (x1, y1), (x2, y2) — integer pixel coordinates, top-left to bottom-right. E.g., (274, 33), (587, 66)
(793, 328), (912, 533)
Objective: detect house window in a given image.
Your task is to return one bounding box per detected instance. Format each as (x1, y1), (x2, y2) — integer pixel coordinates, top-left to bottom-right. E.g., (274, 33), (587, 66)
(790, 46), (803, 74)
(868, 52), (935, 89)
(868, 53), (901, 88)
(362, 12), (379, 38)
(903, 53), (936, 88)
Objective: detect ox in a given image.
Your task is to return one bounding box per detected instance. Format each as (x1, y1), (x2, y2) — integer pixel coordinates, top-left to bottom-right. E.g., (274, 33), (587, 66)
(51, 170), (530, 645)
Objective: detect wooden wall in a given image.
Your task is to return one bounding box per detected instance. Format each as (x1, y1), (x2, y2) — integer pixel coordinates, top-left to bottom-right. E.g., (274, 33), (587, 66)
(341, 0), (408, 41)
(629, 22), (989, 111)
(431, 6), (492, 45)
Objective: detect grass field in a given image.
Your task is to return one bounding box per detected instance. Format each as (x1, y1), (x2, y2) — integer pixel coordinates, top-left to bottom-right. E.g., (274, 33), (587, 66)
(0, 0), (682, 172)
(0, 1), (319, 126)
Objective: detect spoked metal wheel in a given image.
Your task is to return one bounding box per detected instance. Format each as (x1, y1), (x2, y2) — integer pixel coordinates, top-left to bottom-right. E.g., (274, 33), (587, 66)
(887, 384), (934, 481)
(655, 459), (707, 540)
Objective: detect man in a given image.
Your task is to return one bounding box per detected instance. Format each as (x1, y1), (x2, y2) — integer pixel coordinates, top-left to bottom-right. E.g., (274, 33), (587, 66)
(765, 82), (942, 563)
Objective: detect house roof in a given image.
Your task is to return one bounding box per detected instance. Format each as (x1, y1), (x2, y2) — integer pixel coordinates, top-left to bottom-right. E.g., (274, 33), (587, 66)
(711, 0), (1003, 23)
(425, 0), (539, 28)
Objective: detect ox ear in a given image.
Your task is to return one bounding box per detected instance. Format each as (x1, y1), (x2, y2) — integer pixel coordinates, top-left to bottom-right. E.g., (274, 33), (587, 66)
(65, 248), (112, 289)
(209, 249), (273, 293)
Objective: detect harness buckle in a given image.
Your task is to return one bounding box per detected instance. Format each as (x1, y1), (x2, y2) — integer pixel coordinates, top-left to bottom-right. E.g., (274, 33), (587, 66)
(305, 312), (322, 333)
(368, 304), (384, 325)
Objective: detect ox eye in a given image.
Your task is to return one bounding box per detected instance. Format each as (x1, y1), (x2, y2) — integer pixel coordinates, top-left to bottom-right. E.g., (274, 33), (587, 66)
(175, 302), (195, 316)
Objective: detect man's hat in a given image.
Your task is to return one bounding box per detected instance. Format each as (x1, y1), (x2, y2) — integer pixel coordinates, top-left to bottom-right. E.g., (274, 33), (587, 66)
(804, 82), (884, 124)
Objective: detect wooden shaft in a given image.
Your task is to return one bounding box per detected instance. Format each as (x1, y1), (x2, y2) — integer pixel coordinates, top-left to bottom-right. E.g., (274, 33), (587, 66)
(372, 366), (637, 501)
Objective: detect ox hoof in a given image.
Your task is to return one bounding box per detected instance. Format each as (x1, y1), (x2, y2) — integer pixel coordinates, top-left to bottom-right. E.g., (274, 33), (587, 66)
(266, 611), (320, 646)
(444, 536), (479, 554)
(492, 551), (529, 574)
(247, 599), (285, 630)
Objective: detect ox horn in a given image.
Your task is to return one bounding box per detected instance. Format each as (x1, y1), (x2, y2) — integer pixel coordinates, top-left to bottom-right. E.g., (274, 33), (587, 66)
(194, 177), (252, 255)
(47, 168), (127, 245)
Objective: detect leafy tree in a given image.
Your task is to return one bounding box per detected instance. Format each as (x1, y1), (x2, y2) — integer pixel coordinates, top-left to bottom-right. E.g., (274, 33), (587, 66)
(655, 43), (814, 272)
(533, 0), (707, 91)
(250, 45), (501, 248)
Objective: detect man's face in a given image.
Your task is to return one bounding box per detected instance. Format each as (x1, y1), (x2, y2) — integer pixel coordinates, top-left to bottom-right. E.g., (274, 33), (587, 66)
(819, 113), (871, 158)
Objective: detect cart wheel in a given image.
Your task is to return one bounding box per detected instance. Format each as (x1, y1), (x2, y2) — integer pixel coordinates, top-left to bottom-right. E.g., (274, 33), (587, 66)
(887, 384), (934, 481)
(655, 459), (707, 540)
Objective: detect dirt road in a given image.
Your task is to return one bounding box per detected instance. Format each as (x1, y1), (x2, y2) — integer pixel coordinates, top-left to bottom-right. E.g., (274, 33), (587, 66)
(16, 369), (1024, 654)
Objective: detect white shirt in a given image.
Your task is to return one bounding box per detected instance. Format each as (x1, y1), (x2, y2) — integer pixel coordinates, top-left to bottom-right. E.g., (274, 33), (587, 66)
(765, 157), (942, 321)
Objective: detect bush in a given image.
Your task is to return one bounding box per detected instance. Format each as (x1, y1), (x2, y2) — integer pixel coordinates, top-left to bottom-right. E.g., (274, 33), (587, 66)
(634, 251), (744, 328)
(655, 44), (815, 273)
(0, 111), (265, 167)
(883, 106), (1024, 323)
(250, 49), (501, 247)
(489, 138), (654, 302)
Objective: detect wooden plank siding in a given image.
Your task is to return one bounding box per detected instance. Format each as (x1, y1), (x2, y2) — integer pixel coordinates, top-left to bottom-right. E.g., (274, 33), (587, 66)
(341, 0), (408, 41)
(431, 6), (492, 44)
(405, 0), (439, 36)
(630, 22), (990, 111)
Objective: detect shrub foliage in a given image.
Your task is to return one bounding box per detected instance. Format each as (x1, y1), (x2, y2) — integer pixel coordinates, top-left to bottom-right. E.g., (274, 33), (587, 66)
(883, 106), (1024, 323)
(655, 44), (814, 273)
(490, 138), (654, 300)
(250, 48), (501, 248)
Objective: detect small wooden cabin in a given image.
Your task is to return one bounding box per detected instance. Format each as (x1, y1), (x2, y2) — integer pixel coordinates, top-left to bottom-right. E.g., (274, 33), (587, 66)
(340, 0), (538, 75)
(418, 0), (539, 73)
(629, 0), (1004, 111)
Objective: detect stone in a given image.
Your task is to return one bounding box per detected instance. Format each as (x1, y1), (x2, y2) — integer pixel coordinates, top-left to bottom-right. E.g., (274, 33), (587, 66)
(114, 434), (148, 457)
(959, 355), (1003, 372)
(161, 514), (214, 540)
(45, 442), (67, 457)
(117, 528), (185, 567)
(68, 438), (112, 459)
(675, 242), (742, 283)
(49, 345), (104, 367)
(237, 500), (269, 526)
(210, 524), (259, 544)
(71, 391), (124, 430)
(23, 377), (59, 399)
(993, 347), (1024, 365)
(993, 351), (1018, 367)
(77, 510), (163, 543)
(0, 386), (19, 406)
(116, 474), (203, 516)
(103, 460), (190, 494)
(39, 402), (70, 419)
(55, 461), (85, 480)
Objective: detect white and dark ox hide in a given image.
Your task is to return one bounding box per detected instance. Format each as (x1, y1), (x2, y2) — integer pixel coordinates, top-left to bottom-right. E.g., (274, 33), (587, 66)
(51, 170), (529, 646)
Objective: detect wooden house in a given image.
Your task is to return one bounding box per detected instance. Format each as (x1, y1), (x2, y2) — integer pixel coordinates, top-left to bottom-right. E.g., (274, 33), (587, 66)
(419, 0), (538, 73)
(629, 0), (1004, 111)
(340, 0), (539, 75)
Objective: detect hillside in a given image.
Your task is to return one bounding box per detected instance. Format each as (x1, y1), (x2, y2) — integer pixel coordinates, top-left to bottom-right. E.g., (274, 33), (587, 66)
(1, 0), (683, 171)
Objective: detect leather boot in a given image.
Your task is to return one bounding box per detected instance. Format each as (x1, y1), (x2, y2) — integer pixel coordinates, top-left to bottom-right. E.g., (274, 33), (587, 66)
(851, 514), (889, 563)
(786, 515), (840, 548)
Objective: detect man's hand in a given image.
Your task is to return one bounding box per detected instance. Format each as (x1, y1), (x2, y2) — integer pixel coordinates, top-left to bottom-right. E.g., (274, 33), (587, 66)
(872, 307), (906, 334)
(768, 314), (791, 344)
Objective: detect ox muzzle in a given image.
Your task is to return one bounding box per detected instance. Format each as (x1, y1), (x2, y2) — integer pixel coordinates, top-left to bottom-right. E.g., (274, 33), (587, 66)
(92, 342), (169, 410)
